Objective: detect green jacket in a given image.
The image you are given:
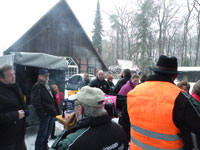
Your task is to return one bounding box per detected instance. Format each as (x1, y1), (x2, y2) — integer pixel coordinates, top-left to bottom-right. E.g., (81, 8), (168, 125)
(50, 114), (128, 150)
(50, 128), (88, 150)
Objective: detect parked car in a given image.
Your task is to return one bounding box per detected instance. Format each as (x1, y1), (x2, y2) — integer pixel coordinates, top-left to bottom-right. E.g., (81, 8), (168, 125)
(65, 74), (95, 91)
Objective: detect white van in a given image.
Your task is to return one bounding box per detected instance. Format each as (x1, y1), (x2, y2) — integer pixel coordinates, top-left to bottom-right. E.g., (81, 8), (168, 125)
(176, 67), (200, 93)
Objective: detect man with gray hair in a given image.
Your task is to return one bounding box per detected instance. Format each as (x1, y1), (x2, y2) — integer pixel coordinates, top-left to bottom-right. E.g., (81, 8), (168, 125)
(50, 86), (128, 150)
(31, 69), (59, 150)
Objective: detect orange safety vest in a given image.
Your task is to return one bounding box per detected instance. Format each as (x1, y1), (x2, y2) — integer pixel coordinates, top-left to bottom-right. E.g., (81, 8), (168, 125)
(127, 81), (184, 150)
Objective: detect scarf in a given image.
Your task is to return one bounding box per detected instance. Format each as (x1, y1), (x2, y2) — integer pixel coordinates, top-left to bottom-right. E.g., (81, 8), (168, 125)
(191, 93), (200, 103)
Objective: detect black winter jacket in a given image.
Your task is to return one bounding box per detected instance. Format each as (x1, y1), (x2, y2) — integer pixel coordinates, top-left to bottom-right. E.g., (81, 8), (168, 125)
(31, 80), (59, 117)
(89, 78), (110, 94)
(113, 77), (130, 94)
(0, 82), (26, 147)
(51, 114), (128, 150)
(120, 75), (200, 150)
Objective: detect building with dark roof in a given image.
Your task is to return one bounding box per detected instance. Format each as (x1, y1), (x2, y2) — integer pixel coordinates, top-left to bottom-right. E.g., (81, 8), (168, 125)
(4, 0), (107, 74)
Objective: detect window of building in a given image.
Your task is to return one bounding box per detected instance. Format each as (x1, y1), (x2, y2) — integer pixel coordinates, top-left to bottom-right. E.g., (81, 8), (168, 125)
(65, 57), (78, 79)
(66, 67), (78, 79)
(88, 65), (95, 75)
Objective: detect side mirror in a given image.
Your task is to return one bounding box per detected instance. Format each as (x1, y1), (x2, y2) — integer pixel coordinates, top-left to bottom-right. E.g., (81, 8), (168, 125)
(65, 79), (69, 83)
(65, 79), (69, 89)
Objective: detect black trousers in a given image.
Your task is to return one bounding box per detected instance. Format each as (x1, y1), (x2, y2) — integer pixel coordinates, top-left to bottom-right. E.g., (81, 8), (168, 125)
(51, 122), (55, 138)
(15, 139), (26, 150)
(0, 139), (26, 150)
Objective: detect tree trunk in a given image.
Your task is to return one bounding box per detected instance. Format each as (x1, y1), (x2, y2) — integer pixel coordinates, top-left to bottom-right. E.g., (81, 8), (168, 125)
(194, 17), (200, 66)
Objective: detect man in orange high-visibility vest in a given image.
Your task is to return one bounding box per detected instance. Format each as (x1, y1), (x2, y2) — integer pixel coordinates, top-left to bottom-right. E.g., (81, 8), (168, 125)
(120, 55), (200, 150)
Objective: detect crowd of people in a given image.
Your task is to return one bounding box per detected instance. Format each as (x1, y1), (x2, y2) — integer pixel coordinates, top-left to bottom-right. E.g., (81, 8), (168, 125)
(0, 54), (200, 150)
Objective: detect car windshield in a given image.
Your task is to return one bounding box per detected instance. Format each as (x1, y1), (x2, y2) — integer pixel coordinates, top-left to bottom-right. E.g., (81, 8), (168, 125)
(68, 75), (82, 84)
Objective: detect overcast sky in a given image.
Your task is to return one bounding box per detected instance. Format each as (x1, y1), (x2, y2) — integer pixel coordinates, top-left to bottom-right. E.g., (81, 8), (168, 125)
(0, 0), (119, 55)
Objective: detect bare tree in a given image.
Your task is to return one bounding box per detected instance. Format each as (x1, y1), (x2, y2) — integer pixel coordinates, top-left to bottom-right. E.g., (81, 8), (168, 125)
(194, 0), (200, 66)
(101, 0), (199, 72)
(181, 0), (195, 65)
(156, 0), (180, 56)
(109, 14), (120, 59)
(166, 22), (181, 56)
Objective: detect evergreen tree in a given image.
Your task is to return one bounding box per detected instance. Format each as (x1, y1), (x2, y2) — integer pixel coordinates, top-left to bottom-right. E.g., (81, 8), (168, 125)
(92, 0), (103, 56)
(134, 0), (157, 74)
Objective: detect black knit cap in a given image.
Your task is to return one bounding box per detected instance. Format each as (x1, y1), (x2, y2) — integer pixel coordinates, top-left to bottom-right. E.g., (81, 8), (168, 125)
(149, 55), (181, 74)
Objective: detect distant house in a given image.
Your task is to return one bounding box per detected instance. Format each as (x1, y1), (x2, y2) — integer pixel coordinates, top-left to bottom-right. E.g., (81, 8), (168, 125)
(4, 0), (107, 75)
(116, 59), (138, 72)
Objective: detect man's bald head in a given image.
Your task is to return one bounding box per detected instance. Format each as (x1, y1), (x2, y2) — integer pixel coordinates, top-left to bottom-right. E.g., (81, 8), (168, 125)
(97, 70), (105, 81)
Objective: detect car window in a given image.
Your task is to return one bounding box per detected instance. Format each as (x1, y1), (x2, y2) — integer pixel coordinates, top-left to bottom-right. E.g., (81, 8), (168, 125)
(68, 75), (82, 84)
(77, 76), (83, 83)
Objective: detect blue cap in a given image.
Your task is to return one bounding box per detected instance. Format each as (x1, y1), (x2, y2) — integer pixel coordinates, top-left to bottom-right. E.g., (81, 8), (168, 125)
(39, 69), (50, 76)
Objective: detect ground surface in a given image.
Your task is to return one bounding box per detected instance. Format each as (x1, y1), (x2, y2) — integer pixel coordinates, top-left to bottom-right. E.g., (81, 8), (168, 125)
(25, 121), (63, 150)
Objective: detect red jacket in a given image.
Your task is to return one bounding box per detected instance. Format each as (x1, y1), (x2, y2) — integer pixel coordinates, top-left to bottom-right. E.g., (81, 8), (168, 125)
(56, 92), (64, 106)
